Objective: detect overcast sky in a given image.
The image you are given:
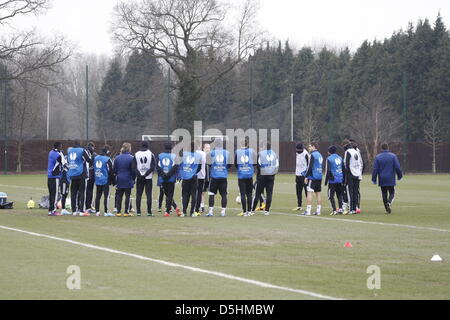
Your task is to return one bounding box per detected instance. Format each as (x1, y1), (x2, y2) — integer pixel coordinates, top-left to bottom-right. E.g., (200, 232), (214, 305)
(13, 0), (450, 56)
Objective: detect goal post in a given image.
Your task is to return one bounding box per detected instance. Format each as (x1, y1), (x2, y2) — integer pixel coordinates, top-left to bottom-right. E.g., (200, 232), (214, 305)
(142, 135), (229, 142)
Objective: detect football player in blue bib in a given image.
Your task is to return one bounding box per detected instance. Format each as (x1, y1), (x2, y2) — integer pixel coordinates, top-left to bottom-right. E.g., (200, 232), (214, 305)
(67, 141), (90, 216)
(47, 142), (64, 216)
(157, 143), (180, 217)
(235, 139), (257, 217)
(206, 138), (231, 217)
(94, 145), (114, 216)
(301, 142), (324, 216)
(179, 142), (202, 217)
(252, 142), (279, 216)
(324, 146), (344, 215)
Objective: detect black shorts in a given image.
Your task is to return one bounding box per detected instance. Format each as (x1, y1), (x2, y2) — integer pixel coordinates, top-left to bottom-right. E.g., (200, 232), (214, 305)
(307, 179), (322, 193)
(209, 178), (227, 195)
(203, 178), (210, 192)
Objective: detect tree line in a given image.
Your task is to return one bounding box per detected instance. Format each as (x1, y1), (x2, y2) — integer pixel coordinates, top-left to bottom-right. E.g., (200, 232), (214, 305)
(1, 0), (449, 173)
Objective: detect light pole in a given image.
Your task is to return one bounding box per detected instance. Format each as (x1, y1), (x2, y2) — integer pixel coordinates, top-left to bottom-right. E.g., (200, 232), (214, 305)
(86, 65), (89, 142)
(3, 66), (7, 175)
(291, 93), (294, 142)
(47, 88), (50, 140)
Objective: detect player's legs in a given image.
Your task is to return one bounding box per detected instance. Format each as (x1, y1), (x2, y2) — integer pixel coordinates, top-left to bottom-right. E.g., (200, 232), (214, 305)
(347, 178), (357, 213)
(114, 187), (119, 213)
(296, 176), (306, 208)
(238, 179), (248, 213)
(388, 186), (396, 204)
(304, 180), (321, 215)
(328, 184), (337, 213)
(342, 185), (349, 212)
(201, 177), (209, 213)
(245, 179), (253, 214)
(135, 178), (145, 215)
(144, 179), (153, 214)
(61, 182), (69, 210)
(116, 188), (125, 214)
(70, 179), (80, 213)
(95, 185), (103, 213)
(239, 178), (253, 214)
(252, 178), (264, 212)
(79, 179), (87, 213)
(158, 186), (164, 211)
(208, 179), (219, 215)
(315, 191), (322, 215)
(218, 179), (228, 215)
(305, 185), (314, 216)
(123, 188), (132, 214)
(47, 178), (58, 213)
(336, 183), (344, 211)
(182, 180), (191, 215)
(195, 179), (204, 213)
(189, 177), (198, 216)
(103, 185), (110, 213)
(163, 182), (175, 214)
(355, 180), (361, 213)
(355, 180), (360, 212)
(264, 176), (275, 213)
(85, 178), (95, 211)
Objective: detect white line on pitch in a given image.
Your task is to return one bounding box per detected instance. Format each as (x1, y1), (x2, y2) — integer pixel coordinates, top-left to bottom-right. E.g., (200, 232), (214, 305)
(0, 225), (342, 300)
(268, 211), (450, 233)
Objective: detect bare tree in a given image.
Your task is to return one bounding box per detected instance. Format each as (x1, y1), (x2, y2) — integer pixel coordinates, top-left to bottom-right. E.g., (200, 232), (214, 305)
(55, 54), (110, 140)
(423, 112), (444, 174)
(297, 103), (321, 145)
(10, 78), (45, 172)
(348, 84), (401, 165)
(0, 0), (70, 82)
(113, 0), (261, 131)
(8, 45), (69, 172)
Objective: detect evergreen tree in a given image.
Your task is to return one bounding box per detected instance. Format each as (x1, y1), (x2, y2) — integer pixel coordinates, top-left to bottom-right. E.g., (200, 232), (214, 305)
(97, 58), (124, 141)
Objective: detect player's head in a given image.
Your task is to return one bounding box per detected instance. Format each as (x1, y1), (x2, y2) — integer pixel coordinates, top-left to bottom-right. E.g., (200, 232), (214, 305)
(259, 141), (267, 151)
(189, 141), (195, 153)
(73, 141), (81, 147)
(203, 143), (211, 153)
(141, 141), (149, 150)
(121, 142), (131, 154)
(296, 143), (304, 154)
(328, 145), (337, 155)
(349, 139), (358, 148)
(214, 137), (224, 149)
(195, 140), (203, 151)
(164, 142), (172, 152)
(381, 143), (389, 151)
(308, 142), (319, 152)
(102, 145), (111, 156)
(87, 142), (95, 153)
(54, 142), (62, 151)
(240, 137), (249, 149)
(342, 139), (352, 150)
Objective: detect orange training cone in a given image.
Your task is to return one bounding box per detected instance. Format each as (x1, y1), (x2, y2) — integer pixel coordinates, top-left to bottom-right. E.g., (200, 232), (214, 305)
(344, 242), (353, 248)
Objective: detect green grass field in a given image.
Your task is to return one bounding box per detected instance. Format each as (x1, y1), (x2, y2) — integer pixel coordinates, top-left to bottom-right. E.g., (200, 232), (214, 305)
(0, 174), (449, 300)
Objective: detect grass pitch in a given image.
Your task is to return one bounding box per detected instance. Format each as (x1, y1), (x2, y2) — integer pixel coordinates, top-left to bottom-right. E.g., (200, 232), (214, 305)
(0, 173), (449, 300)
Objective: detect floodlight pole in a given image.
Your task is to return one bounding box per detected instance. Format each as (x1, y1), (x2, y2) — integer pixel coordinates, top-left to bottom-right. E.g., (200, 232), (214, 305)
(47, 88), (50, 140)
(291, 93), (294, 142)
(86, 65), (89, 142)
(3, 65), (8, 175)
(167, 68), (171, 141)
(327, 71), (335, 142)
(402, 72), (408, 173)
(250, 57), (254, 129)
(3, 67), (7, 175)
